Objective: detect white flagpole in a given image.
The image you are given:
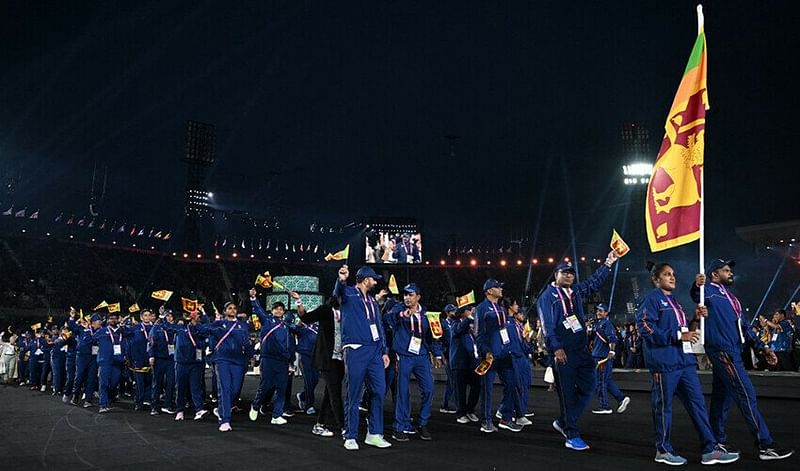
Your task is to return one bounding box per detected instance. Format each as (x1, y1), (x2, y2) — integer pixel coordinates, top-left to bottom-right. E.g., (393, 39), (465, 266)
(697, 4), (706, 344)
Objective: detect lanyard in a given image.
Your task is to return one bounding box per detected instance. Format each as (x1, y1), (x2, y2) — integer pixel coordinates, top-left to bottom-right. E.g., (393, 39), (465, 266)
(214, 322), (239, 351)
(187, 326), (197, 348)
(107, 327), (120, 345)
(163, 330), (170, 344)
(712, 283), (742, 319)
(664, 295), (687, 327)
(554, 285), (574, 317)
(358, 290), (376, 321)
(514, 319), (524, 338)
(260, 322), (284, 345)
(408, 307), (422, 337)
(490, 302), (506, 327)
(141, 323), (152, 341)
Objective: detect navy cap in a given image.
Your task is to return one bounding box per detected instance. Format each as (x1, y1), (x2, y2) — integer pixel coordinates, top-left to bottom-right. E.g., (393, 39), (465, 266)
(90, 313), (103, 322)
(554, 262), (576, 273)
(443, 303), (457, 313)
(403, 283), (421, 295)
(596, 303), (609, 312)
(355, 266), (383, 281)
(707, 259), (735, 275)
(483, 278), (504, 292)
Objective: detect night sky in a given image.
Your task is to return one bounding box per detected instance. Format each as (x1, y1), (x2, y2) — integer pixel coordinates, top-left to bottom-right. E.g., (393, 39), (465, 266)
(1, 0), (797, 257)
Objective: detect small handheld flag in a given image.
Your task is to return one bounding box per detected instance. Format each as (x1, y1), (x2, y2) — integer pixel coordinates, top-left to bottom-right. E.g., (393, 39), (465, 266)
(456, 290), (476, 308)
(610, 229), (631, 258)
(128, 304), (140, 313)
(426, 312), (443, 339)
(181, 298), (198, 312)
(324, 244), (350, 262)
(107, 303), (121, 313)
(94, 300), (109, 310)
(388, 274), (400, 295)
(151, 290), (173, 302)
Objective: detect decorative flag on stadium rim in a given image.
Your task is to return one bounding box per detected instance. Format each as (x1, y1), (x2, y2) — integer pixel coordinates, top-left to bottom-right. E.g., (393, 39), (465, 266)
(94, 300), (109, 310)
(29, 210), (39, 219)
(610, 229), (631, 257)
(2, 207), (12, 216)
(646, 5), (709, 252)
(456, 290), (476, 308)
(163, 232), (171, 240)
(128, 303), (140, 313)
(388, 274), (400, 295)
(151, 290), (173, 302)
(181, 297), (198, 312)
(107, 303), (121, 313)
(324, 244), (349, 262)
(426, 312), (443, 339)
(15, 208), (26, 218)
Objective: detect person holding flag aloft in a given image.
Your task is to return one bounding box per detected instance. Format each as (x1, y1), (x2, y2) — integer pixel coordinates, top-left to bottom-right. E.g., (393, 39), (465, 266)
(506, 299), (534, 424)
(450, 304), (481, 424)
(128, 309), (155, 411)
(161, 308), (211, 421)
(692, 260), (794, 461)
(248, 288), (296, 425)
(68, 312), (102, 407)
(148, 310), (178, 415)
(334, 265), (392, 451)
(636, 262), (738, 466)
(536, 251), (618, 451)
(386, 283), (442, 442)
(92, 312), (131, 413)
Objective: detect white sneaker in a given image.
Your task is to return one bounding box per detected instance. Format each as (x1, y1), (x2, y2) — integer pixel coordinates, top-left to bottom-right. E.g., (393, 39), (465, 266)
(364, 433), (392, 448)
(175, 412), (184, 421)
(617, 396), (631, 414)
(344, 439), (359, 450)
(456, 416), (469, 424)
(218, 422), (232, 432)
(466, 413), (480, 422)
(271, 416), (288, 425)
(495, 410), (503, 419)
(194, 410), (208, 421)
(249, 406), (258, 421)
(213, 408), (220, 419)
(40, 385), (46, 392)
(516, 417), (533, 426)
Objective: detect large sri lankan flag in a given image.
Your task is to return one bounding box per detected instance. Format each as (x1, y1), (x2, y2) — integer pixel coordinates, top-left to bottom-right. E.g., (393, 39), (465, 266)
(646, 7), (709, 252)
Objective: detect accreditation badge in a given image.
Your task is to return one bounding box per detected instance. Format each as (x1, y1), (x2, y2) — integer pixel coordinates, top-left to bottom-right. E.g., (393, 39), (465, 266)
(91, 346), (99, 355)
(34, 348), (43, 356)
(499, 327), (510, 345)
(370, 324), (380, 341)
(681, 327), (692, 354)
(408, 336), (422, 355)
(195, 349), (203, 361)
(113, 345), (122, 355)
(168, 345), (175, 355)
(566, 315), (583, 333)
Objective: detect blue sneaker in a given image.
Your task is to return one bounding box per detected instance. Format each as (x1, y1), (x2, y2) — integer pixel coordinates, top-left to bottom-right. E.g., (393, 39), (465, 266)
(654, 451), (688, 466)
(552, 420), (567, 439)
(565, 437), (590, 451)
(701, 446), (739, 465)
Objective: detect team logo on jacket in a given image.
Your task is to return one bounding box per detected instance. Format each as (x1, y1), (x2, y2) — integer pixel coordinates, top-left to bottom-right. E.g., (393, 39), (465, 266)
(661, 301), (669, 307)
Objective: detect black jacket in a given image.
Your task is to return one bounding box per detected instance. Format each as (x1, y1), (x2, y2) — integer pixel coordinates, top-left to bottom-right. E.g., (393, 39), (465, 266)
(298, 304), (338, 371)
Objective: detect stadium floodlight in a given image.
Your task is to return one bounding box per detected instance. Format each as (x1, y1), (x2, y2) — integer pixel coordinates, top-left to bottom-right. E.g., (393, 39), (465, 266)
(623, 162), (653, 185)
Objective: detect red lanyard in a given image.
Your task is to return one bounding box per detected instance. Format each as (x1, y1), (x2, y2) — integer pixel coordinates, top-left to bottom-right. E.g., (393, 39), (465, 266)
(490, 302), (506, 327)
(107, 327), (120, 345)
(664, 295), (687, 327)
(554, 285), (574, 317)
(712, 283), (742, 319)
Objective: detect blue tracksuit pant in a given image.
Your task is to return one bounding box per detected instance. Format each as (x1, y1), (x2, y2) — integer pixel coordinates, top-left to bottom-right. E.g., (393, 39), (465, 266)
(708, 350), (773, 449)
(394, 354), (433, 432)
(176, 363), (204, 413)
(343, 345), (385, 439)
(513, 356), (531, 416)
(65, 356), (76, 395)
(98, 362), (123, 407)
(73, 355), (98, 401)
(215, 360), (245, 424)
(298, 353), (319, 409)
(553, 348), (595, 439)
(482, 355), (517, 423)
(252, 357), (289, 418)
(441, 358), (455, 409)
(454, 369), (481, 416)
(152, 359), (175, 410)
(133, 370), (152, 407)
(595, 357), (624, 409)
(51, 357), (66, 393)
(651, 365), (716, 454)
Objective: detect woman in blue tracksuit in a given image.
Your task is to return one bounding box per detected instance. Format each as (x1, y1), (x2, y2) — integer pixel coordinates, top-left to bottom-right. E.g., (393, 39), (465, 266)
(295, 318), (320, 415)
(202, 302), (253, 432)
(507, 300), (533, 424)
(636, 262), (738, 466)
(162, 311), (210, 421)
(68, 313), (102, 406)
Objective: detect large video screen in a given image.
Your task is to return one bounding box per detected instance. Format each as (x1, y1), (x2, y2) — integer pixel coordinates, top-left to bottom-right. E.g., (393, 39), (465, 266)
(365, 230), (423, 264)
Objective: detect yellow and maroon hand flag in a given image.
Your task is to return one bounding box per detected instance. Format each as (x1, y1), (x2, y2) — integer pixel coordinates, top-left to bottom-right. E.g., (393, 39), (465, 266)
(388, 274), (400, 295)
(128, 304), (140, 313)
(646, 7), (709, 252)
(456, 290), (476, 308)
(181, 297), (198, 313)
(324, 244), (349, 262)
(255, 273), (272, 289)
(426, 312), (443, 339)
(151, 290), (173, 302)
(610, 229), (630, 257)
(107, 303), (121, 313)
(94, 300), (109, 310)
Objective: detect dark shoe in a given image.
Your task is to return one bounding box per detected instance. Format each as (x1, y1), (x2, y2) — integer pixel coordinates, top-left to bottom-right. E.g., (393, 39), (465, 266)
(391, 431), (409, 442)
(418, 426), (432, 441)
(759, 446), (794, 461)
(498, 420), (523, 432)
